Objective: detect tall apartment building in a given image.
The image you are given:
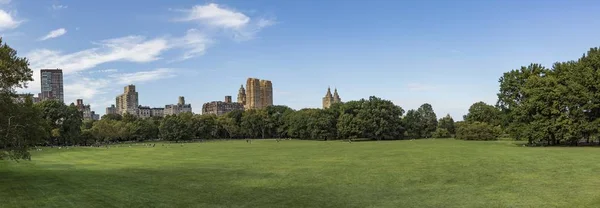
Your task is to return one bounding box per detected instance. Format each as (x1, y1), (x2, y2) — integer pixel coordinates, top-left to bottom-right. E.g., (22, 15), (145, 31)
(322, 87), (342, 109)
(202, 96), (245, 116)
(241, 78), (273, 110)
(164, 96), (192, 116)
(76, 99), (99, 120)
(151, 107), (165, 117)
(136, 106), (165, 118)
(106, 105), (117, 115)
(40, 69), (64, 103)
(260, 80), (273, 107)
(116, 85), (139, 115)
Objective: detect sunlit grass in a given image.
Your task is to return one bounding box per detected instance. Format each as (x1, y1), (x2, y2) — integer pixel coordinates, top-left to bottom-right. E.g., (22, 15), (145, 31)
(2, 139), (600, 207)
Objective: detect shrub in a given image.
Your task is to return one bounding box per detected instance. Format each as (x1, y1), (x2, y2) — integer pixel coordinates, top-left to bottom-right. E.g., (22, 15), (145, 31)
(455, 122), (500, 141)
(432, 128), (451, 138)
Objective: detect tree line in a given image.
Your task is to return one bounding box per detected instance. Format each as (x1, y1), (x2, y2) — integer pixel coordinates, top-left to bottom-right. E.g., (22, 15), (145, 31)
(496, 48), (600, 145)
(0, 37), (495, 160)
(6, 40), (600, 160)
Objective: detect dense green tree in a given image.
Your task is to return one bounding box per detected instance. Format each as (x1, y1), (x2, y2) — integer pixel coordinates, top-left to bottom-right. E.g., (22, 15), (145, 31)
(0, 38), (42, 160)
(217, 116), (238, 138)
(36, 100), (82, 146)
(131, 119), (159, 141)
(417, 103), (437, 138)
(336, 113), (363, 140)
(497, 63), (548, 139)
(437, 114), (456, 135)
(265, 105), (294, 138)
(0, 97), (47, 160)
(464, 102), (502, 126)
(432, 128), (451, 138)
(193, 114), (218, 139)
(494, 47), (600, 145)
(159, 115), (191, 142)
(241, 109), (269, 138)
(91, 119), (121, 143)
(455, 121), (501, 141)
(101, 114), (122, 121)
(356, 96), (405, 140)
(122, 113), (138, 123)
(403, 110), (422, 139)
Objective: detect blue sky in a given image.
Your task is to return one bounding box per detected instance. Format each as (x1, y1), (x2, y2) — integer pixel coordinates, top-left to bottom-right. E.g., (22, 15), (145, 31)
(7, 0), (600, 119)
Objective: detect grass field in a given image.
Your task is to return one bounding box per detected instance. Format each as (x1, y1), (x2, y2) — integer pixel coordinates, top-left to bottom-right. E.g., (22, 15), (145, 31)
(2, 139), (600, 208)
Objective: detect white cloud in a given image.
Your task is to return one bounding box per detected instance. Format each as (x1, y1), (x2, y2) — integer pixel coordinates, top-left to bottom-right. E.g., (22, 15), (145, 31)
(25, 35), (170, 92)
(176, 3), (275, 40)
(64, 76), (111, 102)
(39, 28), (67, 41)
(109, 68), (176, 85)
(0, 10), (21, 31)
(52, 4), (68, 10)
(97, 69), (118, 73)
(62, 68), (177, 106)
(180, 3), (250, 29)
(28, 36), (169, 74)
(171, 29), (212, 61)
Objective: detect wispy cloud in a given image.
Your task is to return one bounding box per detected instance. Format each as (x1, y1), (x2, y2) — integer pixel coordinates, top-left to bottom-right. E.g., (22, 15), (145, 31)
(171, 29), (212, 61)
(178, 3), (250, 29)
(109, 68), (176, 85)
(175, 3), (275, 41)
(64, 76), (111, 101)
(27, 36), (169, 74)
(39, 28), (67, 41)
(97, 69), (118, 73)
(0, 0), (10, 4)
(0, 10), (22, 31)
(25, 35), (170, 93)
(63, 68), (177, 105)
(21, 3), (274, 110)
(51, 4), (68, 10)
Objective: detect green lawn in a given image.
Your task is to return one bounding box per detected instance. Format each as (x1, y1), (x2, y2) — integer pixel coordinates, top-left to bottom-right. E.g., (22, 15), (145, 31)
(2, 139), (600, 208)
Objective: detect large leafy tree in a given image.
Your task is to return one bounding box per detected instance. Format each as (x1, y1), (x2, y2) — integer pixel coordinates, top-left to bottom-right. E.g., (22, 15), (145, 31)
(241, 109), (269, 139)
(403, 110), (422, 139)
(0, 38), (39, 160)
(496, 47), (600, 145)
(36, 100), (83, 146)
(159, 115), (191, 142)
(356, 96), (404, 140)
(417, 103), (437, 138)
(463, 102), (502, 126)
(438, 114), (455, 135)
(497, 63), (548, 139)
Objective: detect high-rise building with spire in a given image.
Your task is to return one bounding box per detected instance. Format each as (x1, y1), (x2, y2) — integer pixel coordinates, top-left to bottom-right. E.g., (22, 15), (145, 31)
(333, 88), (341, 103)
(322, 87), (342, 109)
(237, 85), (246, 106)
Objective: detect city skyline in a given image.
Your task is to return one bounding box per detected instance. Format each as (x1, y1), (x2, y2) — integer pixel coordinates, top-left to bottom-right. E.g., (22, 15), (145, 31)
(8, 0), (600, 119)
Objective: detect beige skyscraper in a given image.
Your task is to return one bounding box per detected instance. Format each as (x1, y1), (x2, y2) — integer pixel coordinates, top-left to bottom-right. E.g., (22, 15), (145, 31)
(243, 78), (273, 110)
(260, 80), (273, 107)
(116, 85), (139, 115)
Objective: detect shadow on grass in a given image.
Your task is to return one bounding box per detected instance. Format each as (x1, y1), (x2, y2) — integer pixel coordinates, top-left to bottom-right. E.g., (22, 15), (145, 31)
(511, 142), (600, 148)
(0, 165), (362, 208)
